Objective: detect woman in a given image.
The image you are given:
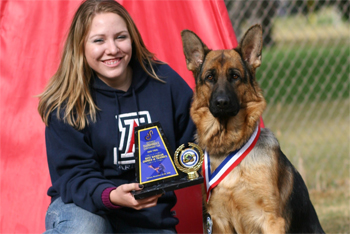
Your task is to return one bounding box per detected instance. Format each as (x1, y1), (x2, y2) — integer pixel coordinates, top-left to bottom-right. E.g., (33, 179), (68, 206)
(38, 0), (195, 233)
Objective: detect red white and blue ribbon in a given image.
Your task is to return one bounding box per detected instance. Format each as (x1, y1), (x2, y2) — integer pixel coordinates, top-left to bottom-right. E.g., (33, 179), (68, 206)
(203, 125), (261, 203)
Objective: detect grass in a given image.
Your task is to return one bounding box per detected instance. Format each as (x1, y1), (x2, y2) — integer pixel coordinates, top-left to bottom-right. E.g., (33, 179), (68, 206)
(262, 99), (349, 232)
(257, 44), (350, 104)
(262, 99), (349, 188)
(310, 189), (350, 233)
(261, 85), (349, 234)
(257, 38), (350, 190)
(255, 22), (350, 190)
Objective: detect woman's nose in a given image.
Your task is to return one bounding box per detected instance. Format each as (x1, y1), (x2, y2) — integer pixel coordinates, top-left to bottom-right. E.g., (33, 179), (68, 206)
(106, 40), (118, 55)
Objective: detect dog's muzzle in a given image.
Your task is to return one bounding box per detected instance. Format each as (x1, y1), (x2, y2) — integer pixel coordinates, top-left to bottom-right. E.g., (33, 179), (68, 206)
(209, 93), (240, 118)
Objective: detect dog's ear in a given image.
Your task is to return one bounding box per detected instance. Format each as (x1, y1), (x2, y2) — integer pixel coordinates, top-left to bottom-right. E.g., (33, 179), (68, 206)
(239, 24), (263, 69)
(181, 30), (210, 72)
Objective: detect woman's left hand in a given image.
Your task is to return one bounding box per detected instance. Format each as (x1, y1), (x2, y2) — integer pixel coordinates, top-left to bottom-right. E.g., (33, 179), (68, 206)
(109, 183), (162, 210)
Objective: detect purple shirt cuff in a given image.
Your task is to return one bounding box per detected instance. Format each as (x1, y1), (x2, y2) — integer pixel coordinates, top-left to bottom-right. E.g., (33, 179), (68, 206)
(102, 187), (121, 209)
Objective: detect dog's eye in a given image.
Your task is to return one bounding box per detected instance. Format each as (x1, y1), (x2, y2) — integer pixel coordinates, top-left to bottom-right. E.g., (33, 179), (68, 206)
(206, 75), (214, 82)
(229, 74), (240, 82)
(228, 69), (241, 82)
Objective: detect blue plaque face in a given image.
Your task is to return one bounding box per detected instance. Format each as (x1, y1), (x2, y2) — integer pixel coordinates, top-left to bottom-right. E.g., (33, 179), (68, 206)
(137, 125), (178, 184)
(133, 122), (204, 200)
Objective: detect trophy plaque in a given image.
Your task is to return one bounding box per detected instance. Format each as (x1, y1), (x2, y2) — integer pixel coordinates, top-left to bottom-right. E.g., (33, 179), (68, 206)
(132, 122), (204, 199)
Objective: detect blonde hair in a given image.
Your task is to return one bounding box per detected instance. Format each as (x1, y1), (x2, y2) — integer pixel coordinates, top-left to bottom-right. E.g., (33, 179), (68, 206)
(38, 0), (162, 130)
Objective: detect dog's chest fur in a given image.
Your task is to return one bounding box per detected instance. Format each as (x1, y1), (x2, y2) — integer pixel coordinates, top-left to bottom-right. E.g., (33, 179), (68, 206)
(204, 129), (285, 233)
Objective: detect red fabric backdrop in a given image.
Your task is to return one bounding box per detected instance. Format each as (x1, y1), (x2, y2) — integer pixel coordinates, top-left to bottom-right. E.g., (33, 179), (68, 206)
(0, 1), (237, 233)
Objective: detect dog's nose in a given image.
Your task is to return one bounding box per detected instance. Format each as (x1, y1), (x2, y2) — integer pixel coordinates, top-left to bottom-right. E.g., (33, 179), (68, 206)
(215, 96), (229, 108)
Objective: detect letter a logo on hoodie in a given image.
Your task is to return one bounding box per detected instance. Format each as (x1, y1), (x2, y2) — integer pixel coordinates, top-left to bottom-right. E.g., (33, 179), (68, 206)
(114, 111), (151, 168)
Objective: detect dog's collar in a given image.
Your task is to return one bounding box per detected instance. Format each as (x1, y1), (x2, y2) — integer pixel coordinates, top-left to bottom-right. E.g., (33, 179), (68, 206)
(203, 124), (261, 203)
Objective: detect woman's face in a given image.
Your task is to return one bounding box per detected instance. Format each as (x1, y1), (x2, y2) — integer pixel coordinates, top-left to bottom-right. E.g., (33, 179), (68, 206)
(85, 13), (132, 90)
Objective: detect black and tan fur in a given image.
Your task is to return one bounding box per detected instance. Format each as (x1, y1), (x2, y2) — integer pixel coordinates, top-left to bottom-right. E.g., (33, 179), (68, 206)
(181, 25), (324, 233)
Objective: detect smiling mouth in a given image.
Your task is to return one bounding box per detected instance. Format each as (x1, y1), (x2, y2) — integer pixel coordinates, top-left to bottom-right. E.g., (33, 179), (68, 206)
(102, 58), (121, 67)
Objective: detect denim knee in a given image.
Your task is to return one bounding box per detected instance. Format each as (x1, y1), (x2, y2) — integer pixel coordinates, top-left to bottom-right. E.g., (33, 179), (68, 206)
(44, 197), (113, 234)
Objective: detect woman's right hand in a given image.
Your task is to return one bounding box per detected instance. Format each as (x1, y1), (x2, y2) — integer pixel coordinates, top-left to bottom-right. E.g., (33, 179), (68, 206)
(109, 183), (162, 210)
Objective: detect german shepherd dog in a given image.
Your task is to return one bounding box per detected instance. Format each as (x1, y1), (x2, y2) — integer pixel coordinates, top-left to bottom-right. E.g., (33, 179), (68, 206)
(181, 25), (324, 233)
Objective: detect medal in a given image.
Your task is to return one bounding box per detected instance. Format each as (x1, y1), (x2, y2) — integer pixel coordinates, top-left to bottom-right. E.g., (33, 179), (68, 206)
(206, 213), (213, 234)
(203, 125), (261, 202)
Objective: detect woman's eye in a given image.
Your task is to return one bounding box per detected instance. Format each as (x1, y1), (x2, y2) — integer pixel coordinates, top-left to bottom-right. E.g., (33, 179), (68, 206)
(93, 39), (103, 43)
(117, 35), (127, 40)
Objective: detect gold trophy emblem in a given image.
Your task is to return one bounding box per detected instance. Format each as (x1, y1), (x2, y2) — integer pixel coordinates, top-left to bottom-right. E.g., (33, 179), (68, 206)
(174, 142), (204, 180)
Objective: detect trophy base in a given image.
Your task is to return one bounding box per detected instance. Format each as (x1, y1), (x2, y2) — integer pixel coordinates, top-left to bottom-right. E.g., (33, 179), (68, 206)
(132, 175), (204, 200)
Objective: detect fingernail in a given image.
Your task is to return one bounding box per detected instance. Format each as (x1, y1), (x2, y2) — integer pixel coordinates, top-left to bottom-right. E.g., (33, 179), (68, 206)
(139, 184), (144, 189)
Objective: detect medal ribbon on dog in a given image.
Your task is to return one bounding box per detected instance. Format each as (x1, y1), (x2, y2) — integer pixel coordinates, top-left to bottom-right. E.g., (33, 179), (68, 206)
(203, 125), (261, 203)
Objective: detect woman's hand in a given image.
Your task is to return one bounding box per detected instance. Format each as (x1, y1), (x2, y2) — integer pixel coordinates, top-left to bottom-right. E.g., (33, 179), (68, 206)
(109, 183), (162, 210)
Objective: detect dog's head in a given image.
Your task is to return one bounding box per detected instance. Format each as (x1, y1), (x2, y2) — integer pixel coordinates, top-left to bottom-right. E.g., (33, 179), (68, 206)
(181, 24), (265, 121)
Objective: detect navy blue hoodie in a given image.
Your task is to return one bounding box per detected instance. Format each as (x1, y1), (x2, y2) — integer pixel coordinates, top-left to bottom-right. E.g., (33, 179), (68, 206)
(45, 61), (196, 229)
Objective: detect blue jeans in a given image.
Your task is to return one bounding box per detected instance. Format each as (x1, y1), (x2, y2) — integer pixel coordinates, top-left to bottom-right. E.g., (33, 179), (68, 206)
(44, 197), (177, 234)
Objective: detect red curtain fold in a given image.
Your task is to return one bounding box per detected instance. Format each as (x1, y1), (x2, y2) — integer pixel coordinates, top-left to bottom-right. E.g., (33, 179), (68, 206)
(0, 1), (237, 233)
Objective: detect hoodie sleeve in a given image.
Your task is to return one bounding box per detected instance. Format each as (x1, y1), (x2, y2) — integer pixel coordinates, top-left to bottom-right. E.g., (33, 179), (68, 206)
(166, 67), (196, 146)
(45, 111), (117, 215)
